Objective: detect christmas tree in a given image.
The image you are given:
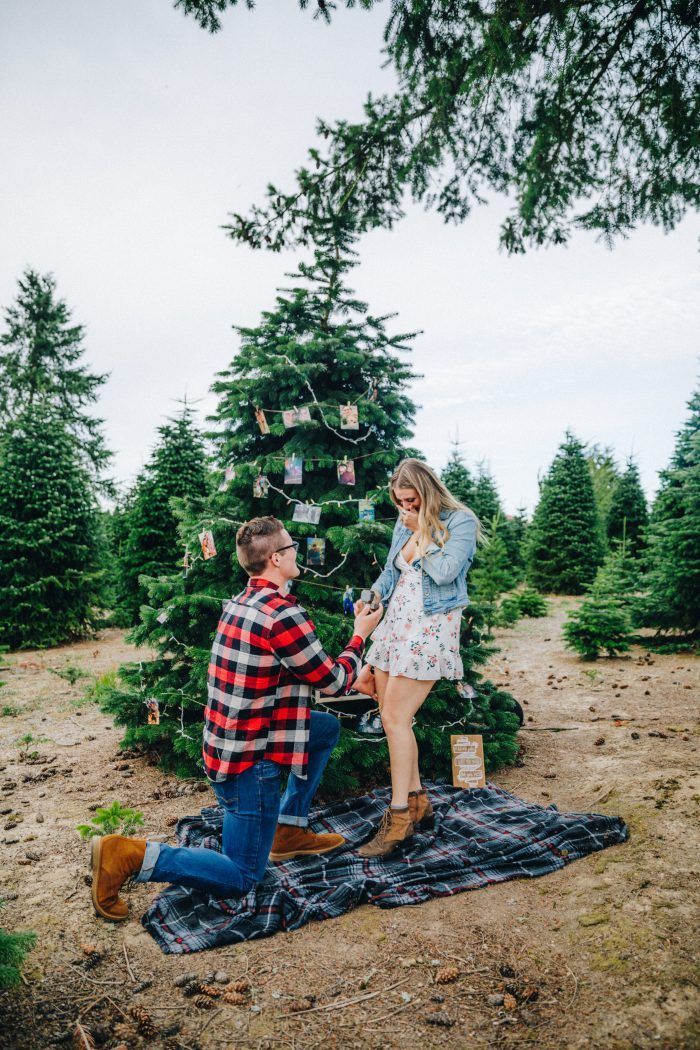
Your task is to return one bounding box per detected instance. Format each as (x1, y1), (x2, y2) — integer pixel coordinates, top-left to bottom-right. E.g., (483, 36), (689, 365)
(471, 462), (503, 525)
(469, 513), (516, 634)
(0, 406), (104, 649)
(0, 268), (111, 487)
(636, 386), (700, 636)
(502, 507), (529, 584)
(586, 444), (621, 532)
(100, 222), (520, 790)
(440, 444), (475, 506)
(606, 457), (648, 558)
(0, 907), (35, 989)
(563, 543), (639, 660)
(526, 431), (605, 594)
(114, 407), (209, 626)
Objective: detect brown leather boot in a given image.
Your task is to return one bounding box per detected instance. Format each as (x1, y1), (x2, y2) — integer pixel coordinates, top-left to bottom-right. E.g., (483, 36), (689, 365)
(269, 824), (345, 861)
(357, 807), (414, 858)
(408, 789), (435, 830)
(90, 835), (147, 921)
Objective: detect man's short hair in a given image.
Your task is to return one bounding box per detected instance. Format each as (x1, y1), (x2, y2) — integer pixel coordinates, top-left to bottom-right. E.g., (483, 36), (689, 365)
(235, 516), (285, 576)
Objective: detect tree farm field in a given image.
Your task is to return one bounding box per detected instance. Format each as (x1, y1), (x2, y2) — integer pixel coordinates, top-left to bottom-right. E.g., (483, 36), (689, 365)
(0, 599), (698, 1050)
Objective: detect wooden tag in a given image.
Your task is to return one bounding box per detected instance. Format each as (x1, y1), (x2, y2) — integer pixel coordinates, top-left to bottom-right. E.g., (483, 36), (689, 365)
(451, 734), (486, 789)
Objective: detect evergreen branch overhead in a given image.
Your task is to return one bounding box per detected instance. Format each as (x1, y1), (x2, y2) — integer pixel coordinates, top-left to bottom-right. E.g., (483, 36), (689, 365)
(207, 1), (700, 252)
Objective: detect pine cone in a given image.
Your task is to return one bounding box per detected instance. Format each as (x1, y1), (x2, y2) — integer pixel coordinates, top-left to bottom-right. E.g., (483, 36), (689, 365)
(221, 990), (247, 1006)
(193, 995), (215, 1010)
(200, 984), (222, 999)
(83, 950), (103, 970)
(425, 1010), (454, 1027)
(128, 1005), (158, 1037)
(182, 980), (206, 998)
(230, 978), (251, 995)
(503, 992), (518, 1010)
(435, 965), (459, 985)
(286, 997), (315, 1014)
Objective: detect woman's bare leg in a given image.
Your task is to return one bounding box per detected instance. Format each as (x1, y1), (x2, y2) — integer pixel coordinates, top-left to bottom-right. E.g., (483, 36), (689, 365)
(380, 676), (435, 808)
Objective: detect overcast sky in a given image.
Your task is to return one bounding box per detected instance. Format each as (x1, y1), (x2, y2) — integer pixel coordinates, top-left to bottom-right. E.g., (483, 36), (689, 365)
(2, 0), (698, 514)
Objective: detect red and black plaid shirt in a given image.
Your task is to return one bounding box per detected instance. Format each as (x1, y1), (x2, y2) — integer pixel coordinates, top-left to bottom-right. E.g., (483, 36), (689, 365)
(203, 578), (364, 782)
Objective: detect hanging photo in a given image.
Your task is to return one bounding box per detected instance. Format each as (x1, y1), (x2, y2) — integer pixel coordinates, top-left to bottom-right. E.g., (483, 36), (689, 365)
(282, 407), (312, 428)
(284, 456), (303, 484)
(253, 474), (270, 498)
(183, 550), (191, 575)
(199, 529), (217, 560)
(146, 698), (160, 725)
(456, 681), (478, 700)
(370, 379), (379, 402)
(358, 499), (375, 522)
(340, 403), (359, 430)
(306, 537), (326, 566)
(293, 503), (322, 525)
(255, 408), (270, 435)
(337, 459), (356, 486)
(342, 585), (354, 615)
(218, 464), (236, 493)
(156, 609), (169, 625)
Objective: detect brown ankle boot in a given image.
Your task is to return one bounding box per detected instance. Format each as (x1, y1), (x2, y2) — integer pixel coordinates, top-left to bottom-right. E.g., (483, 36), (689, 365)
(90, 835), (147, 921)
(357, 807), (414, 858)
(269, 825), (345, 861)
(408, 789), (434, 829)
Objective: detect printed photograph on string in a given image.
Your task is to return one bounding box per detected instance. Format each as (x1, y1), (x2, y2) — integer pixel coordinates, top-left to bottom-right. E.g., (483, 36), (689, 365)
(284, 456), (303, 484)
(337, 459), (356, 486)
(146, 699), (160, 725)
(218, 464), (236, 492)
(306, 537), (326, 566)
(199, 529), (217, 560)
(253, 474), (270, 498)
(340, 403), (359, 430)
(254, 407), (270, 435)
(358, 499), (375, 521)
(282, 407), (311, 428)
(293, 503), (321, 525)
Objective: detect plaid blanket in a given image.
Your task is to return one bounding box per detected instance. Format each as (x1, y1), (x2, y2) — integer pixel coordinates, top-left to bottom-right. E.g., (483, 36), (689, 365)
(141, 782), (628, 954)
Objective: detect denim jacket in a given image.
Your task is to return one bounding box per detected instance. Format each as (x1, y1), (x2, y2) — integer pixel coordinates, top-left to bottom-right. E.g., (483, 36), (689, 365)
(370, 508), (477, 615)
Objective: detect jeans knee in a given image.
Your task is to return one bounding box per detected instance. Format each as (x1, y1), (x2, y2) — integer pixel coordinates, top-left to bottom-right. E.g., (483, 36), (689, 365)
(312, 711), (340, 747)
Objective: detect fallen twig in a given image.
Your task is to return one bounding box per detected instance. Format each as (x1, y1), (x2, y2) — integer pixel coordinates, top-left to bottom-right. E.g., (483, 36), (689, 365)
(200, 1006), (223, 1037)
(273, 976), (411, 1018)
(521, 727), (578, 733)
(73, 1021), (95, 1048)
(122, 939), (136, 983)
(566, 965), (579, 1008)
(361, 997), (423, 1027)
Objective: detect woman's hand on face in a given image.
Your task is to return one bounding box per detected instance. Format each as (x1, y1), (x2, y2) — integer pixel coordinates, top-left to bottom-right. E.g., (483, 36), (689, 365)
(399, 508), (420, 532)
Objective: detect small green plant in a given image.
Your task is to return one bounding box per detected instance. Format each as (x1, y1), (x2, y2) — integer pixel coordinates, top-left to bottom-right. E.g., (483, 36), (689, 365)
(563, 599), (633, 660)
(49, 663), (90, 686)
(17, 733), (34, 746)
(497, 597), (523, 627)
(84, 670), (118, 705)
(76, 801), (145, 840)
(1, 705), (19, 717)
(582, 668), (600, 682)
(516, 589), (549, 617)
(0, 903), (36, 989)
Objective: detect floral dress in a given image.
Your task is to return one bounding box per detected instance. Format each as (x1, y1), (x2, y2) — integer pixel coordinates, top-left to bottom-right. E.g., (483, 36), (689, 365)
(366, 551), (463, 681)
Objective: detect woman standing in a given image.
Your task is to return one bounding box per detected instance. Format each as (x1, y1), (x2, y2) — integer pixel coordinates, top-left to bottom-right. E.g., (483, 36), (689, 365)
(357, 459), (480, 858)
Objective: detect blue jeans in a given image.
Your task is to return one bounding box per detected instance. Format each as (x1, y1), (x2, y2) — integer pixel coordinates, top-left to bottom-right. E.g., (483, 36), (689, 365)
(135, 711), (340, 897)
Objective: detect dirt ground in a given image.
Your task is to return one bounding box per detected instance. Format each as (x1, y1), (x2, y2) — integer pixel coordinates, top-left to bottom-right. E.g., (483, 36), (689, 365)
(0, 597), (698, 1049)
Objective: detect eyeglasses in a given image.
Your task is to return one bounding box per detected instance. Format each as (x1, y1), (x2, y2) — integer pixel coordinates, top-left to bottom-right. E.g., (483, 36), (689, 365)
(273, 541), (300, 555)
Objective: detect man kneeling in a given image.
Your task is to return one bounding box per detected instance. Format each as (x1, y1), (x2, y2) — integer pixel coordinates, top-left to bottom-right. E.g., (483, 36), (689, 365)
(91, 516), (382, 920)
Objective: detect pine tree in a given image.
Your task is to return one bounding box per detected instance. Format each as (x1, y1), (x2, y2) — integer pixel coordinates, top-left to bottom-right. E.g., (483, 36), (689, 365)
(586, 444), (621, 532)
(115, 408), (210, 625)
(636, 386), (700, 635)
(526, 431), (605, 594)
(0, 904), (36, 989)
(99, 222), (521, 789)
(606, 457), (648, 558)
(563, 544), (639, 660)
(0, 406), (104, 649)
(471, 462), (503, 525)
(470, 514), (515, 635)
(503, 507), (529, 583)
(440, 445), (475, 507)
(0, 269), (111, 485)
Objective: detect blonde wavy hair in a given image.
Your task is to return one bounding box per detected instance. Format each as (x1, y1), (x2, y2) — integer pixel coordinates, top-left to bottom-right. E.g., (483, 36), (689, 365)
(389, 458), (483, 558)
